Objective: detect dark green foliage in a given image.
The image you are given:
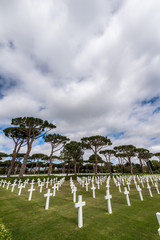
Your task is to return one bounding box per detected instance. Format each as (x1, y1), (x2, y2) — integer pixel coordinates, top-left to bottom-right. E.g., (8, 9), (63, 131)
(81, 135), (112, 175)
(114, 145), (136, 174)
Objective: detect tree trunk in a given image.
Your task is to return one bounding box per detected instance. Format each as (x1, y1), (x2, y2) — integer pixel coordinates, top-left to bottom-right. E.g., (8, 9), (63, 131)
(48, 162), (53, 176)
(146, 160), (153, 174)
(109, 162), (112, 174)
(121, 164), (124, 174)
(14, 163), (18, 175)
(48, 145), (54, 176)
(19, 142), (32, 179)
(130, 161), (133, 174)
(139, 158), (144, 173)
(7, 142), (21, 178)
(62, 164), (65, 174)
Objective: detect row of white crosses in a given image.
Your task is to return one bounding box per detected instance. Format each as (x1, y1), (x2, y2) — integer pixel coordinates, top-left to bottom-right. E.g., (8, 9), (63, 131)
(113, 175), (160, 207)
(0, 177), (63, 204)
(44, 177), (65, 210)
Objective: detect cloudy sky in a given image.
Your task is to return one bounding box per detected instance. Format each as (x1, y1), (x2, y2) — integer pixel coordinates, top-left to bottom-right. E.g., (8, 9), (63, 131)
(0, 0), (160, 159)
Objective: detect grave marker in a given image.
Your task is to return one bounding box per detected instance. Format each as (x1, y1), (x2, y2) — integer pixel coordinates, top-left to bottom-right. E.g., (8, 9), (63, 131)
(75, 195), (86, 228)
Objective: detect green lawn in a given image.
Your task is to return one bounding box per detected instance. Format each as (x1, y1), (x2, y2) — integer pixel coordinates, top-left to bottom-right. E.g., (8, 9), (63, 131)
(0, 177), (160, 240)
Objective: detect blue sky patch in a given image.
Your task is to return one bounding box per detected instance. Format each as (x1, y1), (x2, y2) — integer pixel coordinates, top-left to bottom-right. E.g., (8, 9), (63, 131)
(141, 96), (159, 106)
(108, 131), (125, 139)
(153, 107), (160, 114)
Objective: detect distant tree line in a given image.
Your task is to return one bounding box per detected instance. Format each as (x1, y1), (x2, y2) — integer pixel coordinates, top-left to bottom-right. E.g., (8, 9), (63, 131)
(0, 117), (160, 178)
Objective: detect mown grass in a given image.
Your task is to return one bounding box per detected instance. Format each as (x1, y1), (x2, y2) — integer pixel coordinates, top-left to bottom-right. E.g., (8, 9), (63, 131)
(0, 178), (160, 240)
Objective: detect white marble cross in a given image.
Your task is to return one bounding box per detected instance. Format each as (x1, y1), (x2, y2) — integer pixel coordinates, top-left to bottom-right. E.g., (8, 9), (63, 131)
(44, 189), (52, 210)
(137, 185), (143, 201)
(28, 184), (35, 200)
(147, 183), (153, 197)
(52, 184), (58, 197)
(75, 195), (86, 228)
(73, 186), (77, 203)
(11, 182), (17, 192)
(156, 212), (160, 236)
(155, 183), (160, 194)
(124, 187), (131, 206)
(39, 182), (44, 193)
(104, 190), (112, 214)
(85, 181), (89, 191)
(18, 184), (25, 196)
(23, 180), (28, 188)
(18, 179), (22, 187)
(127, 182), (130, 191)
(50, 179), (53, 186)
(6, 181), (11, 190)
(2, 180), (6, 188)
(97, 181), (100, 190)
(106, 184), (110, 192)
(122, 179), (125, 186)
(46, 179), (50, 188)
(141, 179), (144, 188)
(91, 184), (96, 198)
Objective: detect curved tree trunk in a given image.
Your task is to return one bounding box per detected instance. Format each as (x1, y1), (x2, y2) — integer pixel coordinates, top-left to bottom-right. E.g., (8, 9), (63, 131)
(146, 160), (153, 174)
(19, 142), (32, 179)
(130, 162), (133, 174)
(48, 144), (54, 176)
(62, 163), (65, 174)
(7, 142), (22, 178)
(139, 158), (144, 173)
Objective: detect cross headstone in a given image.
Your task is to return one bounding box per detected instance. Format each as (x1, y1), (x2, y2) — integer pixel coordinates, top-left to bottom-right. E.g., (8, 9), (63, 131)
(127, 181), (130, 191)
(124, 187), (131, 206)
(147, 183), (153, 197)
(86, 181), (89, 191)
(11, 182), (17, 192)
(73, 186), (77, 203)
(50, 179), (53, 186)
(137, 185), (143, 201)
(52, 184), (58, 197)
(24, 180), (28, 188)
(46, 179), (50, 188)
(28, 184), (35, 200)
(156, 212), (160, 236)
(44, 189), (52, 210)
(39, 182), (44, 193)
(104, 190), (112, 214)
(18, 179), (22, 187)
(141, 179), (144, 188)
(2, 180), (6, 188)
(155, 183), (160, 194)
(75, 195), (86, 228)
(18, 184), (25, 196)
(6, 181), (11, 190)
(91, 184), (96, 198)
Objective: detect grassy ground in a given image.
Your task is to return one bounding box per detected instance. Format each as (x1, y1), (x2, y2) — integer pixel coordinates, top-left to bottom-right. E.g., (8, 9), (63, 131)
(0, 177), (160, 240)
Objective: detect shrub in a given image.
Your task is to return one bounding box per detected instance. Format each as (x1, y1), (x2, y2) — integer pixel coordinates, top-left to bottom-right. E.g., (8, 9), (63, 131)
(0, 223), (12, 240)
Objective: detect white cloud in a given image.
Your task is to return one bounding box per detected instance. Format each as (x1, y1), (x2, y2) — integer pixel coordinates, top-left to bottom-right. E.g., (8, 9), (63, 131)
(0, 0), (160, 161)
